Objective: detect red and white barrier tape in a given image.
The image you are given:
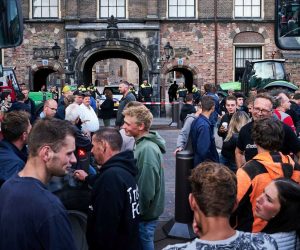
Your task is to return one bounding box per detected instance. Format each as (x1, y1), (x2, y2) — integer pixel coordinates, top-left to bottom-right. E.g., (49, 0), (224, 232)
(141, 101), (180, 105)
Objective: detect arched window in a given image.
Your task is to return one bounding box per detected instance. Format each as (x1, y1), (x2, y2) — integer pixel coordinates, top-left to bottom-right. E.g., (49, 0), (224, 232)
(233, 32), (264, 81)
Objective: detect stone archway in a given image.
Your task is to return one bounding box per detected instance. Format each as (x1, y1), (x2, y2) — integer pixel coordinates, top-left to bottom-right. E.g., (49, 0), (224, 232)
(160, 63), (200, 101)
(73, 39), (154, 87)
(30, 61), (64, 91)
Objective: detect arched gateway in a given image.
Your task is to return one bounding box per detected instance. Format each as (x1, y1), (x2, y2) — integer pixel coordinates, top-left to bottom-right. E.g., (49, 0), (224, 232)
(73, 39), (154, 86)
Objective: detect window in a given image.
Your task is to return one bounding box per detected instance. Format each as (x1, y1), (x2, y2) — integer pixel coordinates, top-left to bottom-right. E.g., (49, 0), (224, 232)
(169, 0), (195, 18)
(235, 47), (261, 81)
(100, 0), (125, 18)
(32, 0), (58, 18)
(235, 0), (261, 18)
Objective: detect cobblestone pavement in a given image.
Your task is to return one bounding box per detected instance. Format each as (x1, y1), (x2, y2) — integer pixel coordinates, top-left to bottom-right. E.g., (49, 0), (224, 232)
(152, 121), (223, 249)
(157, 129), (178, 220)
(154, 128), (186, 249)
(102, 117), (223, 249)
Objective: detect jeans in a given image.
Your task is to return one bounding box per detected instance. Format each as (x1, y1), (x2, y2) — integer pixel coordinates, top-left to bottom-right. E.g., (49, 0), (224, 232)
(139, 220), (157, 250)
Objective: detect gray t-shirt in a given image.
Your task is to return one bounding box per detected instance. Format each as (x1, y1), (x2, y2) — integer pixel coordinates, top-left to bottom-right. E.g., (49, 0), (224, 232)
(163, 231), (278, 250)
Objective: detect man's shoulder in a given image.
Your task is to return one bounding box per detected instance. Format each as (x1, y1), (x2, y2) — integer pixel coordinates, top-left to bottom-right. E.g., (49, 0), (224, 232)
(192, 116), (210, 127)
(163, 231), (277, 250)
(2, 176), (62, 207)
(282, 120), (296, 132)
(135, 136), (164, 157)
(237, 231), (278, 249)
(126, 92), (136, 101)
(136, 137), (159, 150)
(0, 141), (22, 159)
(239, 121), (253, 133)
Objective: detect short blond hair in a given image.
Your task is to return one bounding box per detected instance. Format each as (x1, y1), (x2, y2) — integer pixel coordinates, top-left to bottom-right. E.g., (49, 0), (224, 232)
(122, 104), (153, 131)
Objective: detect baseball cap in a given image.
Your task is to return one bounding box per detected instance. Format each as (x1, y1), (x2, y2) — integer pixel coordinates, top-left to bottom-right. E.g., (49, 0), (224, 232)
(73, 90), (85, 96)
(62, 85), (71, 93)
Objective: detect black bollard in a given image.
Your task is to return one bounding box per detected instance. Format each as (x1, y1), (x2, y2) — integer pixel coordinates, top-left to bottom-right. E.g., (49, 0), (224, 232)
(163, 150), (196, 239)
(173, 102), (179, 125)
(169, 102), (179, 127)
(177, 100), (183, 129)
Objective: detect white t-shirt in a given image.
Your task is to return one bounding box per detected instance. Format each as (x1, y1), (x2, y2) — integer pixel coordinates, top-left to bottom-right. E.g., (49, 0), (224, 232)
(79, 104), (99, 133)
(163, 231), (278, 249)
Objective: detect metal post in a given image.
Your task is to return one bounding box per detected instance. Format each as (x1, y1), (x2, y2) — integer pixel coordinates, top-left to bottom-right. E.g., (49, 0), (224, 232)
(177, 100), (183, 129)
(168, 102), (178, 127)
(163, 150), (196, 239)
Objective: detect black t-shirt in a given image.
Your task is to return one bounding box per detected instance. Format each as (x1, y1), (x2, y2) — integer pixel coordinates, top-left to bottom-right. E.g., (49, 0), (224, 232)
(237, 120), (300, 161)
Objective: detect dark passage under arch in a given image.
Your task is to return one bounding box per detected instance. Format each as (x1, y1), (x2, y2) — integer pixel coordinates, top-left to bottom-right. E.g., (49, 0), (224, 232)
(32, 68), (55, 91)
(167, 67), (194, 92)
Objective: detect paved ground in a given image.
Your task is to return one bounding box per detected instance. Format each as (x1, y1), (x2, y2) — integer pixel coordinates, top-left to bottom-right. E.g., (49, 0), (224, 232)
(151, 118), (223, 249)
(152, 128), (190, 249)
(101, 116), (222, 249)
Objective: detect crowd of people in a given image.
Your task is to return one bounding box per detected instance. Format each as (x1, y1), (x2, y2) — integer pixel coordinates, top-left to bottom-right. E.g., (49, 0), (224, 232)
(0, 80), (165, 250)
(171, 83), (300, 249)
(0, 79), (300, 250)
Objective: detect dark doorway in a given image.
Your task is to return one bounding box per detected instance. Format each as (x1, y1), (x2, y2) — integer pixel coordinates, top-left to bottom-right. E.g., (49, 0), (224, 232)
(83, 50), (143, 85)
(167, 68), (194, 92)
(33, 68), (55, 91)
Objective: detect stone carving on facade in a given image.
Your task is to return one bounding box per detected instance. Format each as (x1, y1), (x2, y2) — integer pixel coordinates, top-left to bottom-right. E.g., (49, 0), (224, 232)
(174, 47), (193, 59)
(33, 47), (55, 59)
(106, 15), (119, 39)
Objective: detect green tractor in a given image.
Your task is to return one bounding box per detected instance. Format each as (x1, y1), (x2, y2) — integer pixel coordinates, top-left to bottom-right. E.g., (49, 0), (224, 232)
(241, 59), (298, 94)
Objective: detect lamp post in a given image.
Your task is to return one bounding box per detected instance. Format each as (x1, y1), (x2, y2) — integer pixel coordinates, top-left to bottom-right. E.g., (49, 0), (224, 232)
(51, 42), (65, 87)
(164, 42), (174, 61)
(158, 42), (174, 69)
(52, 42), (61, 60)
(157, 42), (174, 119)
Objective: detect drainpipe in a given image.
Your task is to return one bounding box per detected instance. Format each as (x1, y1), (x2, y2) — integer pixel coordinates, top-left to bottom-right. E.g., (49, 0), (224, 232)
(214, 0), (218, 86)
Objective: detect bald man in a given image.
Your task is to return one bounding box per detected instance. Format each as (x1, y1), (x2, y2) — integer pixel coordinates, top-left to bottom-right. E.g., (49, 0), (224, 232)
(40, 99), (58, 119)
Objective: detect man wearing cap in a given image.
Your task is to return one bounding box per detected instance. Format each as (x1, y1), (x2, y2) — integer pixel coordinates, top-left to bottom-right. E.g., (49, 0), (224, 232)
(73, 90), (84, 106)
(115, 80), (136, 127)
(139, 80), (153, 102)
(56, 85), (73, 120)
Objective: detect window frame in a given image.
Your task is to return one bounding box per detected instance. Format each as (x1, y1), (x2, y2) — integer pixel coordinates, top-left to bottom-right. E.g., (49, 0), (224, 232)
(99, 0), (126, 19)
(168, 0), (196, 19)
(234, 46), (263, 81)
(31, 0), (60, 19)
(234, 0), (262, 19)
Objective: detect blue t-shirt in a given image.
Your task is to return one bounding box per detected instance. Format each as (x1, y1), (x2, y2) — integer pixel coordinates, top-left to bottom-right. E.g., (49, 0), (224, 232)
(0, 175), (77, 250)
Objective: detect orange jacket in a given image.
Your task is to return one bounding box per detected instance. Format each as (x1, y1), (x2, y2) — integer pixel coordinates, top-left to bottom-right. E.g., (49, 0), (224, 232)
(236, 151), (300, 233)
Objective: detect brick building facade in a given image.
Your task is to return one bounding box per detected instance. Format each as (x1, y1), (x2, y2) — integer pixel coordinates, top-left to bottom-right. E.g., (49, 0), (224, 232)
(2, 0), (300, 99)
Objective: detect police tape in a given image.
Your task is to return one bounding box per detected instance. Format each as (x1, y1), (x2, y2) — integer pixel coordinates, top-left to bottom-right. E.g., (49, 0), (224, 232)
(140, 101), (180, 105)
